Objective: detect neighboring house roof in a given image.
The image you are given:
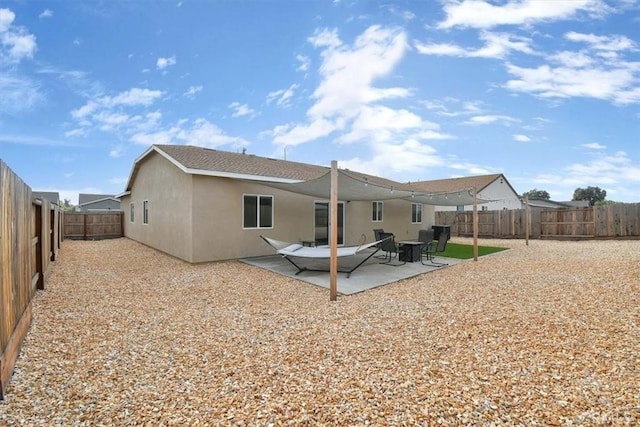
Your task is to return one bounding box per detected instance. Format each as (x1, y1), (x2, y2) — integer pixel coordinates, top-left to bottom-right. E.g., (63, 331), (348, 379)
(525, 199), (590, 208)
(411, 174), (516, 195)
(33, 191), (60, 205)
(77, 194), (120, 210)
(79, 193), (117, 204)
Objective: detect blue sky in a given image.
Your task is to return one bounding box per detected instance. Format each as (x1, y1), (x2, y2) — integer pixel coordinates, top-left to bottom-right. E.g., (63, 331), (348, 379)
(1, 0), (639, 204)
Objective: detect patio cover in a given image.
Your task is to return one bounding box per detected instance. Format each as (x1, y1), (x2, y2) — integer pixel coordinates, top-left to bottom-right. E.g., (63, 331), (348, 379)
(254, 169), (489, 205)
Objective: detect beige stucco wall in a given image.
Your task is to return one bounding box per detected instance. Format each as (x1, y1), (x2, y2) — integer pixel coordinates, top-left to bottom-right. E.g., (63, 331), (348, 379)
(190, 176), (318, 262)
(344, 200), (436, 244)
(122, 152), (194, 261)
(123, 152), (437, 263)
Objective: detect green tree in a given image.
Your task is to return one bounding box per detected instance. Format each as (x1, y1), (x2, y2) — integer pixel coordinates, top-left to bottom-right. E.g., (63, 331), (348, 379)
(61, 198), (74, 211)
(572, 186), (606, 206)
(522, 189), (551, 200)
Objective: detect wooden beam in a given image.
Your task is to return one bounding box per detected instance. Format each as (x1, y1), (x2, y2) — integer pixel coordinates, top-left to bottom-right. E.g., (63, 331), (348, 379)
(329, 161), (338, 301)
(472, 187), (478, 261)
(525, 196), (530, 246)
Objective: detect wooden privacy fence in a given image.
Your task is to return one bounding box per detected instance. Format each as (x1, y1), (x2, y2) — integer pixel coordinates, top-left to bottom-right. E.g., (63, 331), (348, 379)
(63, 211), (123, 240)
(0, 160), (62, 399)
(436, 204), (640, 239)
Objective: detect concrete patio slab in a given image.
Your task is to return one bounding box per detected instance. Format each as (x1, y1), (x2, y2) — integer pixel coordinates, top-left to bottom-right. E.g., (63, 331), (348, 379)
(241, 249), (460, 295)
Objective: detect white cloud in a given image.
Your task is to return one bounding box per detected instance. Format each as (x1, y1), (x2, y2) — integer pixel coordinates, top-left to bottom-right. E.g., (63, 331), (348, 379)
(437, 0), (610, 30)
(106, 88), (162, 106)
(338, 105), (449, 144)
(415, 31), (535, 59)
(531, 150), (640, 199)
(72, 88), (163, 120)
(266, 84), (299, 108)
(64, 128), (86, 138)
(183, 85), (203, 98)
(339, 139), (443, 178)
(39, 9), (53, 19)
(505, 61), (639, 104)
(0, 8), (15, 32)
(565, 31), (636, 51)
(513, 134), (531, 142)
(0, 8), (37, 62)
(464, 114), (518, 125)
(131, 118), (249, 149)
(0, 74), (41, 113)
(109, 176), (128, 185)
(228, 102), (257, 118)
(308, 25), (409, 120)
(308, 28), (342, 49)
(272, 25), (412, 147)
(296, 54), (310, 72)
(272, 119), (336, 146)
(582, 142), (606, 150)
(156, 55), (176, 70)
(109, 145), (124, 158)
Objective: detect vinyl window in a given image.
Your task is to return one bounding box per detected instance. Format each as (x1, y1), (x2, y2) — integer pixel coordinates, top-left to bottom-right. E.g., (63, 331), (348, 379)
(143, 200), (149, 224)
(130, 203), (135, 222)
(243, 195), (273, 229)
(411, 203), (423, 224)
(372, 201), (383, 222)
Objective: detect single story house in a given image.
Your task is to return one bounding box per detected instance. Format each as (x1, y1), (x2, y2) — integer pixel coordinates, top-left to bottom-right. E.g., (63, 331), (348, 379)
(118, 145), (480, 263)
(76, 193), (121, 212)
(412, 174), (521, 211)
(33, 191), (60, 205)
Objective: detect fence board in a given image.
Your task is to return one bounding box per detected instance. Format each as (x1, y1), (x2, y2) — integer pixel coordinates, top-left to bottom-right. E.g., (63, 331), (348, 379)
(63, 212), (123, 240)
(436, 204), (640, 239)
(0, 160), (61, 399)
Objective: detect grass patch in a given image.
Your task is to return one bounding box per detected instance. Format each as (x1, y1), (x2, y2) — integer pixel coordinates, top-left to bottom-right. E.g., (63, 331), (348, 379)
(438, 242), (508, 259)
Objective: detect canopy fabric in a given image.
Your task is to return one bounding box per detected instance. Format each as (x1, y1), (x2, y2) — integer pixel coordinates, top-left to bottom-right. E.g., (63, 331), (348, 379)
(252, 169), (491, 206)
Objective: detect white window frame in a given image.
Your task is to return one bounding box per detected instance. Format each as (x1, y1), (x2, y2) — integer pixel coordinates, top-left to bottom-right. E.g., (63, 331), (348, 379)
(243, 194), (274, 229)
(130, 203), (135, 222)
(143, 200), (149, 225)
(411, 203), (423, 224)
(372, 201), (383, 222)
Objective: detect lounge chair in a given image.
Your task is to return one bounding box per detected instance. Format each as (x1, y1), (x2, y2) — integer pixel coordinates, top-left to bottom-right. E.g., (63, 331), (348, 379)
(260, 235), (391, 278)
(421, 230), (449, 267)
(378, 232), (406, 266)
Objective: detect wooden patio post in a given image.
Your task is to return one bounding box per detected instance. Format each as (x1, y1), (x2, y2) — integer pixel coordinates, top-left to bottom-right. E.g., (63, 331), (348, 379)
(329, 161), (338, 301)
(525, 196), (530, 246)
(472, 186), (478, 261)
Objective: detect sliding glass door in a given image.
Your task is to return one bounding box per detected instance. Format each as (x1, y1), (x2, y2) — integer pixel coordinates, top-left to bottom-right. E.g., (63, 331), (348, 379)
(314, 202), (344, 245)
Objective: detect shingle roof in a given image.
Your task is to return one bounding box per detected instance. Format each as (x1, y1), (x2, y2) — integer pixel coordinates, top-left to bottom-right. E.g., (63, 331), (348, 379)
(33, 191), (60, 204)
(122, 144), (502, 200)
(79, 193), (117, 204)
(155, 144), (329, 181)
(411, 174), (504, 193)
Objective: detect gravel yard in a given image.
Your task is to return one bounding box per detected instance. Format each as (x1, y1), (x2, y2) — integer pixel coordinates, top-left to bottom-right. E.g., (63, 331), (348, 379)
(1, 237), (638, 425)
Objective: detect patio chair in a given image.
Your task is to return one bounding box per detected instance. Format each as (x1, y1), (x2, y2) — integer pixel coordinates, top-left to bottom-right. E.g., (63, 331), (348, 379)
(373, 228), (392, 259)
(418, 229), (434, 262)
(421, 230), (449, 267)
(379, 232), (406, 266)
